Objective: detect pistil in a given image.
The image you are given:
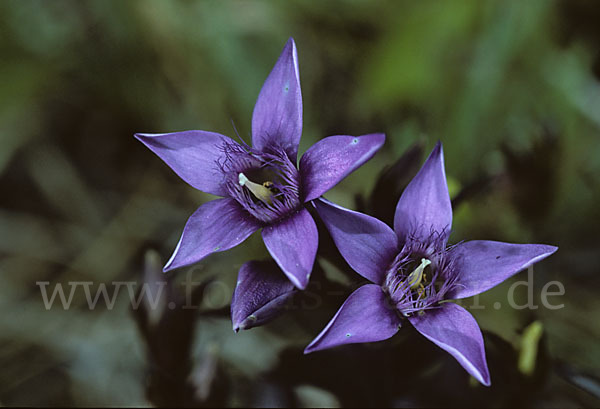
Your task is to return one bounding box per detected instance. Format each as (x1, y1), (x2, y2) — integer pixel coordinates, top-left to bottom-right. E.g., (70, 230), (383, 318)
(407, 258), (431, 289)
(238, 173), (274, 205)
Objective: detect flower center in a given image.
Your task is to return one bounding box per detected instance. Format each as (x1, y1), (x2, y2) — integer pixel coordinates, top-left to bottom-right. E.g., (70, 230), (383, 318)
(220, 142), (301, 223)
(383, 237), (458, 317)
(238, 173), (277, 205)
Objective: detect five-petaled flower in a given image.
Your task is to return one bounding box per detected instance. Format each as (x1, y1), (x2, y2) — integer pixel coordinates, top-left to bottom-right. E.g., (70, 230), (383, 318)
(305, 142), (557, 386)
(135, 38), (385, 289)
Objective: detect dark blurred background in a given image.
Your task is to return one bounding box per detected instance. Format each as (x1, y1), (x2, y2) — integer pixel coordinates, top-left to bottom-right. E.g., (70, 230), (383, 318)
(1, 0), (599, 407)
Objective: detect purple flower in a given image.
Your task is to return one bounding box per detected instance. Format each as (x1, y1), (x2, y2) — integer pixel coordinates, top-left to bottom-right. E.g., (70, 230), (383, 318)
(230, 259), (296, 332)
(135, 38), (384, 289)
(305, 142), (557, 386)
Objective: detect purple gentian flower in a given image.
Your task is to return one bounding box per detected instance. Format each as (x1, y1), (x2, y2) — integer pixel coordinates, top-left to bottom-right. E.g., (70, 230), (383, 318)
(230, 259), (296, 332)
(305, 142), (557, 386)
(135, 38), (384, 289)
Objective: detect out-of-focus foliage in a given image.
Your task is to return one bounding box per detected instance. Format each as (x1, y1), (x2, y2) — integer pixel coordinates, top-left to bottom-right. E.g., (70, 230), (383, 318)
(1, 0), (599, 407)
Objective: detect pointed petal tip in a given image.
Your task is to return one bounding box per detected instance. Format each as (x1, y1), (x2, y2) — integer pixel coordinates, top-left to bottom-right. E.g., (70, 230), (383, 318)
(362, 132), (386, 150)
(303, 344), (316, 355)
(162, 234), (184, 272)
(409, 303), (490, 388)
(373, 132), (386, 152)
(422, 141), (444, 165)
(232, 320), (253, 332)
(374, 132), (386, 143)
(134, 132), (152, 145)
(293, 276), (309, 290)
(263, 234), (309, 290)
(303, 336), (325, 354)
(527, 244), (559, 266)
(233, 321), (247, 333)
(473, 370), (491, 387)
(470, 364), (491, 387)
(134, 132), (162, 143)
(284, 37), (298, 58)
(278, 266), (308, 290)
(431, 140), (444, 159)
(231, 260), (297, 331)
(262, 209), (317, 290)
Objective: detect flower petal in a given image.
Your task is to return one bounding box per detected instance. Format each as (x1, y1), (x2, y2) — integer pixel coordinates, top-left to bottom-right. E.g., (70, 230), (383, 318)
(135, 131), (234, 196)
(231, 260), (296, 332)
(300, 133), (386, 202)
(252, 38), (302, 161)
(408, 302), (490, 386)
(262, 208), (317, 290)
(164, 198), (260, 271)
(313, 198), (397, 285)
(304, 284), (401, 354)
(394, 141), (452, 245)
(448, 240), (558, 299)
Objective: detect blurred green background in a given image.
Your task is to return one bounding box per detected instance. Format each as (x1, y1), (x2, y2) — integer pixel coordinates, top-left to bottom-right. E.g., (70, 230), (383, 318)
(1, 0), (599, 407)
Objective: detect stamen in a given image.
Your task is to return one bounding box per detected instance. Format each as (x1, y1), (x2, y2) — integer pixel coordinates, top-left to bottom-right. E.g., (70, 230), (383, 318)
(407, 258), (431, 289)
(238, 173), (274, 205)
